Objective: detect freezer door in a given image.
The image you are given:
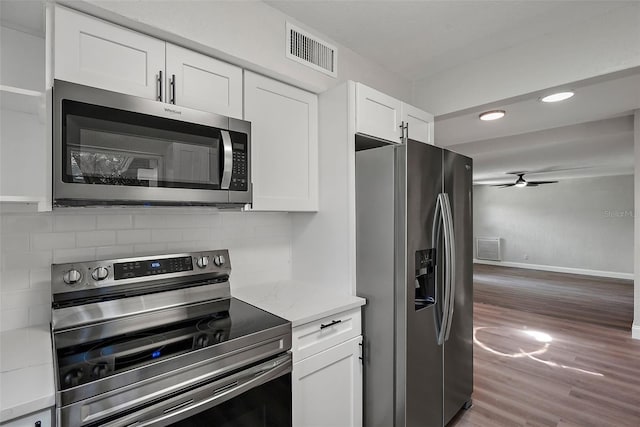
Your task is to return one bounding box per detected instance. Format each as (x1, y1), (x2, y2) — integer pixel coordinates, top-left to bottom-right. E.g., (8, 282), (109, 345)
(443, 150), (474, 425)
(404, 141), (445, 427)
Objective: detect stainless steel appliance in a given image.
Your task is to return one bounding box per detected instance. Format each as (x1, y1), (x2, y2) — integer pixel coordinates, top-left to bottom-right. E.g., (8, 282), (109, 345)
(355, 140), (473, 427)
(51, 250), (291, 426)
(53, 80), (251, 207)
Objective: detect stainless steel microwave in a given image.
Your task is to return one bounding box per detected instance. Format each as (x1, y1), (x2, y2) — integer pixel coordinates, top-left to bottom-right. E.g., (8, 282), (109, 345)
(53, 80), (251, 207)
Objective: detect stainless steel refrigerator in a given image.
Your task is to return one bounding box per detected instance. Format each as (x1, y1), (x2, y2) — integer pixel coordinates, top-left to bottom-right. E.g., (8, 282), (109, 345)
(355, 139), (473, 427)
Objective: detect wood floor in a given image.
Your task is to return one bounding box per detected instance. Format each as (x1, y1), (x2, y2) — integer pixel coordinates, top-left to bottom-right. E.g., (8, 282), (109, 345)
(450, 265), (640, 427)
(473, 264), (634, 330)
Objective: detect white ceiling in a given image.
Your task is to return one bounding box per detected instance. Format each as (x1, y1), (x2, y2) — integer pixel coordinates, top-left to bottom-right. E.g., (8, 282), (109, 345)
(267, 0), (634, 82)
(268, 0), (638, 185)
(438, 69), (639, 184)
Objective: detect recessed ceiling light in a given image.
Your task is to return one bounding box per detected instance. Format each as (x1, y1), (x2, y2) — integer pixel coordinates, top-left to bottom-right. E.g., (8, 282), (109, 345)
(479, 110), (506, 121)
(540, 91), (574, 103)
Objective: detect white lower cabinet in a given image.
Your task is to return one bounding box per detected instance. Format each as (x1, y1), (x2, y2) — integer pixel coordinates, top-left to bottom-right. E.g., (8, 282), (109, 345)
(293, 336), (363, 427)
(291, 309), (363, 427)
(0, 408), (52, 427)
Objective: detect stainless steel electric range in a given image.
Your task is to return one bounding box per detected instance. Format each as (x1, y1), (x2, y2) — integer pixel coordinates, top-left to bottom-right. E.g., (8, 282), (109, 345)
(50, 250), (292, 427)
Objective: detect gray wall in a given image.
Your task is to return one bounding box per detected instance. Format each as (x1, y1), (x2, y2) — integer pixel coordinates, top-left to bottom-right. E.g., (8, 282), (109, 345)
(473, 175), (634, 274)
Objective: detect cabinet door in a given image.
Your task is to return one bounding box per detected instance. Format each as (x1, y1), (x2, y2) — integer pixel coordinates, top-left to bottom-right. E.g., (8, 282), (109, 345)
(54, 6), (165, 100)
(166, 44), (242, 118)
(402, 103), (434, 145)
(293, 336), (363, 427)
(244, 71), (318, 212)
(355, 83), (403, 143)
(1, 408), (52, 427)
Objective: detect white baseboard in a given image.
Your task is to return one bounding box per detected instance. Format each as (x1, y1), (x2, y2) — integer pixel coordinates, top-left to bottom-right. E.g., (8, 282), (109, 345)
(473, 259), (634, 281)
(632, 324), (640, 340)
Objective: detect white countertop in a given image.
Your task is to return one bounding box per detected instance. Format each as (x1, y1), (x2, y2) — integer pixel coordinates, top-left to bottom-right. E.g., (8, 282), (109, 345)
(0, 324), (55, 422)
(232, 281), (366, 327)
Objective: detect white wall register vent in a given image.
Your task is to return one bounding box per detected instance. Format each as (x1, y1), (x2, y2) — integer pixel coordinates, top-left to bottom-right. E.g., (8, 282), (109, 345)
(286, 22), (337, 77)
(476, 237), (501, 261)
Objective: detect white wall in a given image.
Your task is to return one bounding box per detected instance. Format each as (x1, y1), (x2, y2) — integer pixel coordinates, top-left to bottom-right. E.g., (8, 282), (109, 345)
(412, 2), (640, 116)
(61, 0), (412, 100)
(0, 206), (292, 331)
(474, 175), (634, 277)
(634, 111), (640, 339)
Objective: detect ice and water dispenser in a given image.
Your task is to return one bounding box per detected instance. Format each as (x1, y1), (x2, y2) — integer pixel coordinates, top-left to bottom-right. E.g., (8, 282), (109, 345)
(415, 248), (436, 310)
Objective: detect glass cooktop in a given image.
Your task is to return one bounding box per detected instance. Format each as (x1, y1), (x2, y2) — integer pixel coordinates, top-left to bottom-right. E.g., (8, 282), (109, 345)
(55, 298), (288, 390)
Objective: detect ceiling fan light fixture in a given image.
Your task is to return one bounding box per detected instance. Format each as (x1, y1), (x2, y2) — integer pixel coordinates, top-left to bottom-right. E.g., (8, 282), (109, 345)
(479, 110), (506, 121)
(540, 91), (574, 103)
(515, 174), (527, 187)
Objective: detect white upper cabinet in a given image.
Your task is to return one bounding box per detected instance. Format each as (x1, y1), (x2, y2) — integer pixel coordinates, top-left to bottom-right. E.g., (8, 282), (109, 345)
(244, 71), (318, 212)
(355, 83), (403, 143)
(54, 6), (165, 100)
(355, 82), (434, 145)
(402, 102), (434, 144)
(165, 44), (242, 118)
(54, 7), (243, 117)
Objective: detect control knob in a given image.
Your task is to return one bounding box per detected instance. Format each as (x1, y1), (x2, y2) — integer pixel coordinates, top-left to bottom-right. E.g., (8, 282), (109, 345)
(195, 334), (210, 348)
(91, 362), (109, 378)
(213, 255), (226, 267)
(64, 368), (84, 387)
(91, 267), (109, 281)
(196, 256), (209, 269)
(63, 269), (82, 285)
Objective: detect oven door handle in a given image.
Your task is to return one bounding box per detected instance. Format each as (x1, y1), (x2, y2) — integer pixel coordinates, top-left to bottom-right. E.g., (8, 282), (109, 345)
(105, 353), (291, 427)
(220, 130), (233, 190)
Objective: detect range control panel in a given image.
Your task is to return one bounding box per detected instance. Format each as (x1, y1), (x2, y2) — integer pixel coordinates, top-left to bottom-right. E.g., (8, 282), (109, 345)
(51, 249), (231, 295)
(114, 256), (193, 280)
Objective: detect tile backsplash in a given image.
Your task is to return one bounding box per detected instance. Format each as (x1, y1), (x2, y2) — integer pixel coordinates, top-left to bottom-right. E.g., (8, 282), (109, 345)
(0, 206), (292, 331)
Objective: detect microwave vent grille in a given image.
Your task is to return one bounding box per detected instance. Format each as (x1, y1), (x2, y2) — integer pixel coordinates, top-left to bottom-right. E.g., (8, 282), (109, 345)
(286, 22), (337, 77)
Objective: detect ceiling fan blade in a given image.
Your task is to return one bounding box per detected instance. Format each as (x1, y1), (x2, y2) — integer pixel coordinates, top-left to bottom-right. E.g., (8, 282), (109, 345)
(492, 183), (516, 188)
(528, 181), (558, 185)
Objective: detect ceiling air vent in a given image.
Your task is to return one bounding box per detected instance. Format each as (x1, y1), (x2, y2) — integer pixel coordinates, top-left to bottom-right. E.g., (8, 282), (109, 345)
(286, 22), (337, 78)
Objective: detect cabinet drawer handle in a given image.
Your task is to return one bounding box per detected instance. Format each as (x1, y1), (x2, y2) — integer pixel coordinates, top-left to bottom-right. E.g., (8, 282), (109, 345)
(320, 319), (342, 330)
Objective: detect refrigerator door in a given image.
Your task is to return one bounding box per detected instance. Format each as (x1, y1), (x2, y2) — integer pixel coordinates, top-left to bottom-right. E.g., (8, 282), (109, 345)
(404, 141), (445, 427)
(443, 150), (474, 425)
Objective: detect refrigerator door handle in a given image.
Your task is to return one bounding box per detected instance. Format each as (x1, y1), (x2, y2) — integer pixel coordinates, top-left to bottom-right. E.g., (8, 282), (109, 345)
(443, 193), (456, 341)
(434, 193), (451, 346)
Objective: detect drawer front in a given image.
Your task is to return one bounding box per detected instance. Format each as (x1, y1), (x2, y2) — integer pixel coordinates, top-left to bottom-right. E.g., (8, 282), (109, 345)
(1, 408), (52, 427)
(292, 308), (361, 362)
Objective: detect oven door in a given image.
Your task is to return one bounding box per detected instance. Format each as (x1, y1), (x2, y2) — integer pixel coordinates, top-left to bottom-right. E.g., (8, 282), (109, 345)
(53, 80), (251, 206)
(95, 353), (291, 427)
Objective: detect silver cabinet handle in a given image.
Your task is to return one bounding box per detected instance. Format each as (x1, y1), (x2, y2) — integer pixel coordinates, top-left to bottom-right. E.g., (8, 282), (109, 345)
(156, 70), (163, 101)
(220, 130), (233, 190)
(169, 74), (176, 104)
(399, 121), (405, 142)
(442, 193), (456, 341)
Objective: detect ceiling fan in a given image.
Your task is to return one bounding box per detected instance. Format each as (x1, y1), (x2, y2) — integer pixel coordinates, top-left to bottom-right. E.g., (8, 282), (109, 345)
(493, 172), (558, 188)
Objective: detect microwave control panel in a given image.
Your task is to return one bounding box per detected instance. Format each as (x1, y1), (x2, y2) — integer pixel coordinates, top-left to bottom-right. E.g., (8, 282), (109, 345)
(230, 132), (248, 191)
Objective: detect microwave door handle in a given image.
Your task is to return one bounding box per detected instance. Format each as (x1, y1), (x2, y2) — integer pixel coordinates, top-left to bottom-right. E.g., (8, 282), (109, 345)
(220, 130), (233, 190)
